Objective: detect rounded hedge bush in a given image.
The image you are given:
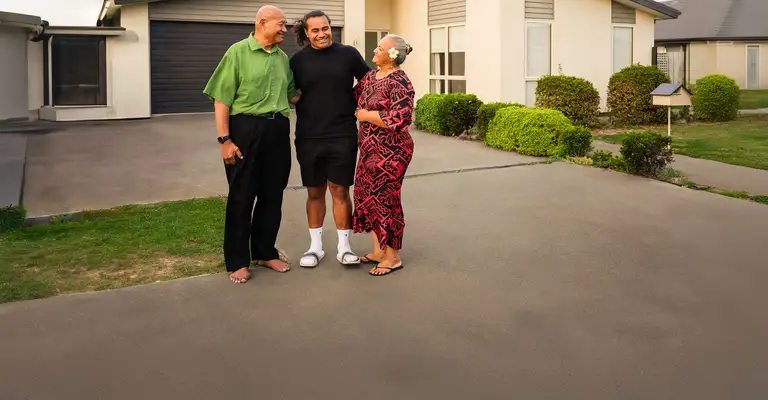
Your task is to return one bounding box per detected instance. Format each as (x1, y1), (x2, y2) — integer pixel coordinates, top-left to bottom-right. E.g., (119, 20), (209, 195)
(692, 74), (740, 122)
(485, 107), (577, 157)
(607, 64), (670, 126)
(413, 93), (483, 136)
(475, 102), (525, 138)
(413, 93), (443, 133)
(535, 75), (600, 127)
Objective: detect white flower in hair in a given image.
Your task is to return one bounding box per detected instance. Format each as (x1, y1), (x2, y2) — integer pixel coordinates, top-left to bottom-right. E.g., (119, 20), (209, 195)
(388, 47), (399, 59)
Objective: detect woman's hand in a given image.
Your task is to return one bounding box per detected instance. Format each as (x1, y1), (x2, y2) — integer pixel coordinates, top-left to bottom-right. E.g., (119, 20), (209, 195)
(355, 108), (367, 122)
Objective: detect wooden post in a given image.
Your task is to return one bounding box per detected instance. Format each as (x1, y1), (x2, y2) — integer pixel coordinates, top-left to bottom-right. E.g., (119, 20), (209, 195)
(667, 106), (672, 150)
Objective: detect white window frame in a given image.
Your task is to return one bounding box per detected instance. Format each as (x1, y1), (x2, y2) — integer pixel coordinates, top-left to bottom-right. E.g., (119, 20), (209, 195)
(612, 24), (634, 74)
(428, 23), (466, 94)
(524, 20), (553, 107)
(746, 44), (761, 90)
(365, 30), (389, 68)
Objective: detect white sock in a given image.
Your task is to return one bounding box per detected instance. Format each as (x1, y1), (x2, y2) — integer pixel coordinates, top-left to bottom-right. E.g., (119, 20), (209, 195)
(308, 228), (323, 253)
(337, 229), (352, 254)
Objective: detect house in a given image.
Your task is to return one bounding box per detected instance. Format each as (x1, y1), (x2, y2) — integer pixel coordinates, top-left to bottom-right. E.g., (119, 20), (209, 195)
(25, 0), (680, 122)
(0, 11), (45, 122)
(654, 0), (767, 90)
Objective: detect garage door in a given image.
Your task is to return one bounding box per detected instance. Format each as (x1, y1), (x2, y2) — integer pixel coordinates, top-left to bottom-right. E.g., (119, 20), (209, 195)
(149, 21), (342, 114)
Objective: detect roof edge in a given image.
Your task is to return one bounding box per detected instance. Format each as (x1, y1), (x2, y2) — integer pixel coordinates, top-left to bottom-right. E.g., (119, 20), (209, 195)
(0, 10), (43, 27)
(657, 36), (768, 43)
(622, 0), (682, 19)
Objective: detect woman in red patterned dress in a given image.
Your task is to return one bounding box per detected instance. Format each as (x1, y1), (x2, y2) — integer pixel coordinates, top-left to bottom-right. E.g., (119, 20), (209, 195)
(353, 34), (415, 276)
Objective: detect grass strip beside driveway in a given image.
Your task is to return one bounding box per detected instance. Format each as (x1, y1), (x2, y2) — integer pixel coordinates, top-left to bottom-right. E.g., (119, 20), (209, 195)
(0, 198), (227, 304)
(595, 115), (768, 170)
(741, 90), (768, 110)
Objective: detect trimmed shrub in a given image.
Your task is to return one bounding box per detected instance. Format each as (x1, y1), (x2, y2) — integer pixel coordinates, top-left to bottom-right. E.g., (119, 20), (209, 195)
(692, 75), (740, 122)
(442, 93), (484, 136)
(515, 109), (574, 156)
(535, 75), (600, 127)
(553, 125), (593, 158)
(607, 64), (670, 126)
(485, 107), (522, 151)
(413, 93), (444, 133)
(592, 150), (615, 168)
(0, 205), (26, 232)
(486, 107), (575, 157)
(413, 93), (483, 136)
(620, 131), (674, 177)
(475, 102), (525, 138)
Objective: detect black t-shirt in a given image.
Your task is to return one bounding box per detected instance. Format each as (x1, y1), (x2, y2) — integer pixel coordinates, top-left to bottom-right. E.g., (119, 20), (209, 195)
(290, 42), (371, 139)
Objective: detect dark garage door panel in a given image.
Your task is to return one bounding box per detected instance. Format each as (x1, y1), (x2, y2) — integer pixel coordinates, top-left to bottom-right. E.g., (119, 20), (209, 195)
(150, 21), (342, 115)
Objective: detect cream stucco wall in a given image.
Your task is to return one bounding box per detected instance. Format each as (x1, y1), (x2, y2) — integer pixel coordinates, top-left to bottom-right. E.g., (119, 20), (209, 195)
(40, 4), (152, 121)
(686, 41), (768, 89)
(391, 0), (428, 100)
(0, 26), (30, 120)
(466, 0), (525, 104)
(551, 0), (656, 110)
(553, 0), (612, 109)
(762, 44), (768, 89)
(344, 0), (366, 55)
(27, 40), (44, 119)
(366, 0), (391, 31)
(108, 3), (151, 119)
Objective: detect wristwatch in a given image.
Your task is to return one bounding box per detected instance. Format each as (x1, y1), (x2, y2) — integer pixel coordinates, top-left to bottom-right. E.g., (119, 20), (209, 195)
(217, 135), (230, 144)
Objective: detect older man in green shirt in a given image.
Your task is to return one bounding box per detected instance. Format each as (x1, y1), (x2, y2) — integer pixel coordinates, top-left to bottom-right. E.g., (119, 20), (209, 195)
(203, 5), (299, 284)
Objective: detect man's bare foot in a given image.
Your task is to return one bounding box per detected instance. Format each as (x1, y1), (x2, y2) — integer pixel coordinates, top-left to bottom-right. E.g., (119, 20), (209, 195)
(369, 257), (403, 276)
(229, 267), (250, 284)
(259, 259), (290, 273)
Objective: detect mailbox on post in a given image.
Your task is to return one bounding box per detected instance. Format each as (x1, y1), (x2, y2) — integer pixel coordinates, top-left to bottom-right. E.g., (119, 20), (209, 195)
(651, 83), (692, 140)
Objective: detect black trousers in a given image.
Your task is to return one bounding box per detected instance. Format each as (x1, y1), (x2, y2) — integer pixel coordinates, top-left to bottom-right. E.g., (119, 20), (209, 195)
(223, 113), (291, 272)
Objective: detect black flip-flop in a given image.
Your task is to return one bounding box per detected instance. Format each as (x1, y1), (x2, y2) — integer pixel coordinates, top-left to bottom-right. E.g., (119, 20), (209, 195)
(359, 254), (381, 264)
(369, 264), (404, 276)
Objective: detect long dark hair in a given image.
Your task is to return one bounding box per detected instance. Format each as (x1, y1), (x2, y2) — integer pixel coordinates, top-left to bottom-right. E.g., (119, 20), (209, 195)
(292, 10), (331, 47)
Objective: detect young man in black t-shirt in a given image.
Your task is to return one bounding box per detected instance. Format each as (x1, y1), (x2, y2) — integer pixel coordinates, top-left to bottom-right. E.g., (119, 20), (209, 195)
(290, 10), (371, 268)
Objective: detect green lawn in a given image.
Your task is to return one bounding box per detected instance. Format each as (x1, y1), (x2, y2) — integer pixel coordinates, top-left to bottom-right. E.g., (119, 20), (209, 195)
(595, 115), (768, 170)
(741, 90), (768, 110)
(0, 198), (228, 304)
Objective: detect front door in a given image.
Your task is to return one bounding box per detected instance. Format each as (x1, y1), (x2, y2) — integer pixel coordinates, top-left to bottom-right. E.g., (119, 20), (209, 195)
(747, 45), (760, 90)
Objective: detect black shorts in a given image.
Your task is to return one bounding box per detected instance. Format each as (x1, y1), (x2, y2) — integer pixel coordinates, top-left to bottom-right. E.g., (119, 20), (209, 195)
(295, 136), (358, 187)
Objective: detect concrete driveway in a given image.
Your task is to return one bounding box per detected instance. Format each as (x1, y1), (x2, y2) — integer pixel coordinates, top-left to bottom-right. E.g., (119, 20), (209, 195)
(4, 115), (768, 399)
(21, 113), (538, 217)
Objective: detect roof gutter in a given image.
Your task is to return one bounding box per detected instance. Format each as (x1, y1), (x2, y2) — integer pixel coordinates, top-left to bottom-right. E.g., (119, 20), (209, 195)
(619, 0), (682, 19)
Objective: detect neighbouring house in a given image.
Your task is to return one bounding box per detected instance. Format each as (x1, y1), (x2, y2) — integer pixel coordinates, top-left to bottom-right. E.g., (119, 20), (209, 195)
(0, 11), (45, 122)
(23, 0), (680, 122)
(654, 0), (768, 90)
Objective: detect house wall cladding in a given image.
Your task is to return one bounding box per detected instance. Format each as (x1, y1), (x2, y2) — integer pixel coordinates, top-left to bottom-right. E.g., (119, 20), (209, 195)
(428, 0), (466, 25)
(612, 1), (636, 24)
(525, 0), (554, 20)
(148, 0), (345, 26)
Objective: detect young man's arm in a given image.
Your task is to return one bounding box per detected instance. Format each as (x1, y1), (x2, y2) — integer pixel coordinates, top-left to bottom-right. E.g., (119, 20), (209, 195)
(349, 45), (372, 81)
(288, 53), (301, 104)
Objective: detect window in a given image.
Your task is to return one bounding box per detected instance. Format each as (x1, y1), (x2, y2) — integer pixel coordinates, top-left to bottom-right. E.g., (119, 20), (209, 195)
(365, 30), (389, 69)
(429, 25), (465, 93)
(613, 26), (633, 73)
(525, 22), (551, 106)
(51, 36), (107, 106)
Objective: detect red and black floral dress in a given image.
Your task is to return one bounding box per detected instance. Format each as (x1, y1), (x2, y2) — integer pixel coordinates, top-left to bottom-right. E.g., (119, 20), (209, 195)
(352, 69), (415, 250)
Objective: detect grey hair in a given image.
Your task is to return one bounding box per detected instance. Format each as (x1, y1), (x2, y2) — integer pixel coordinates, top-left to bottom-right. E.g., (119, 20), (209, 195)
(383, 34), (413, 65)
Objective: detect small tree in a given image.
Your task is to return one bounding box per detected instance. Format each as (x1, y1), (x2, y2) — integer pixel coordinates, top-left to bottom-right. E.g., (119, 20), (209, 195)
(535, 75), (600, 127)
(692, 75), (740, 122)
(607, 64), (670, 126)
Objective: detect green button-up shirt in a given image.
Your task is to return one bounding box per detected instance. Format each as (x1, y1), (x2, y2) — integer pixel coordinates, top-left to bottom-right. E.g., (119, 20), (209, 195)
(203, 33), (297, 117)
